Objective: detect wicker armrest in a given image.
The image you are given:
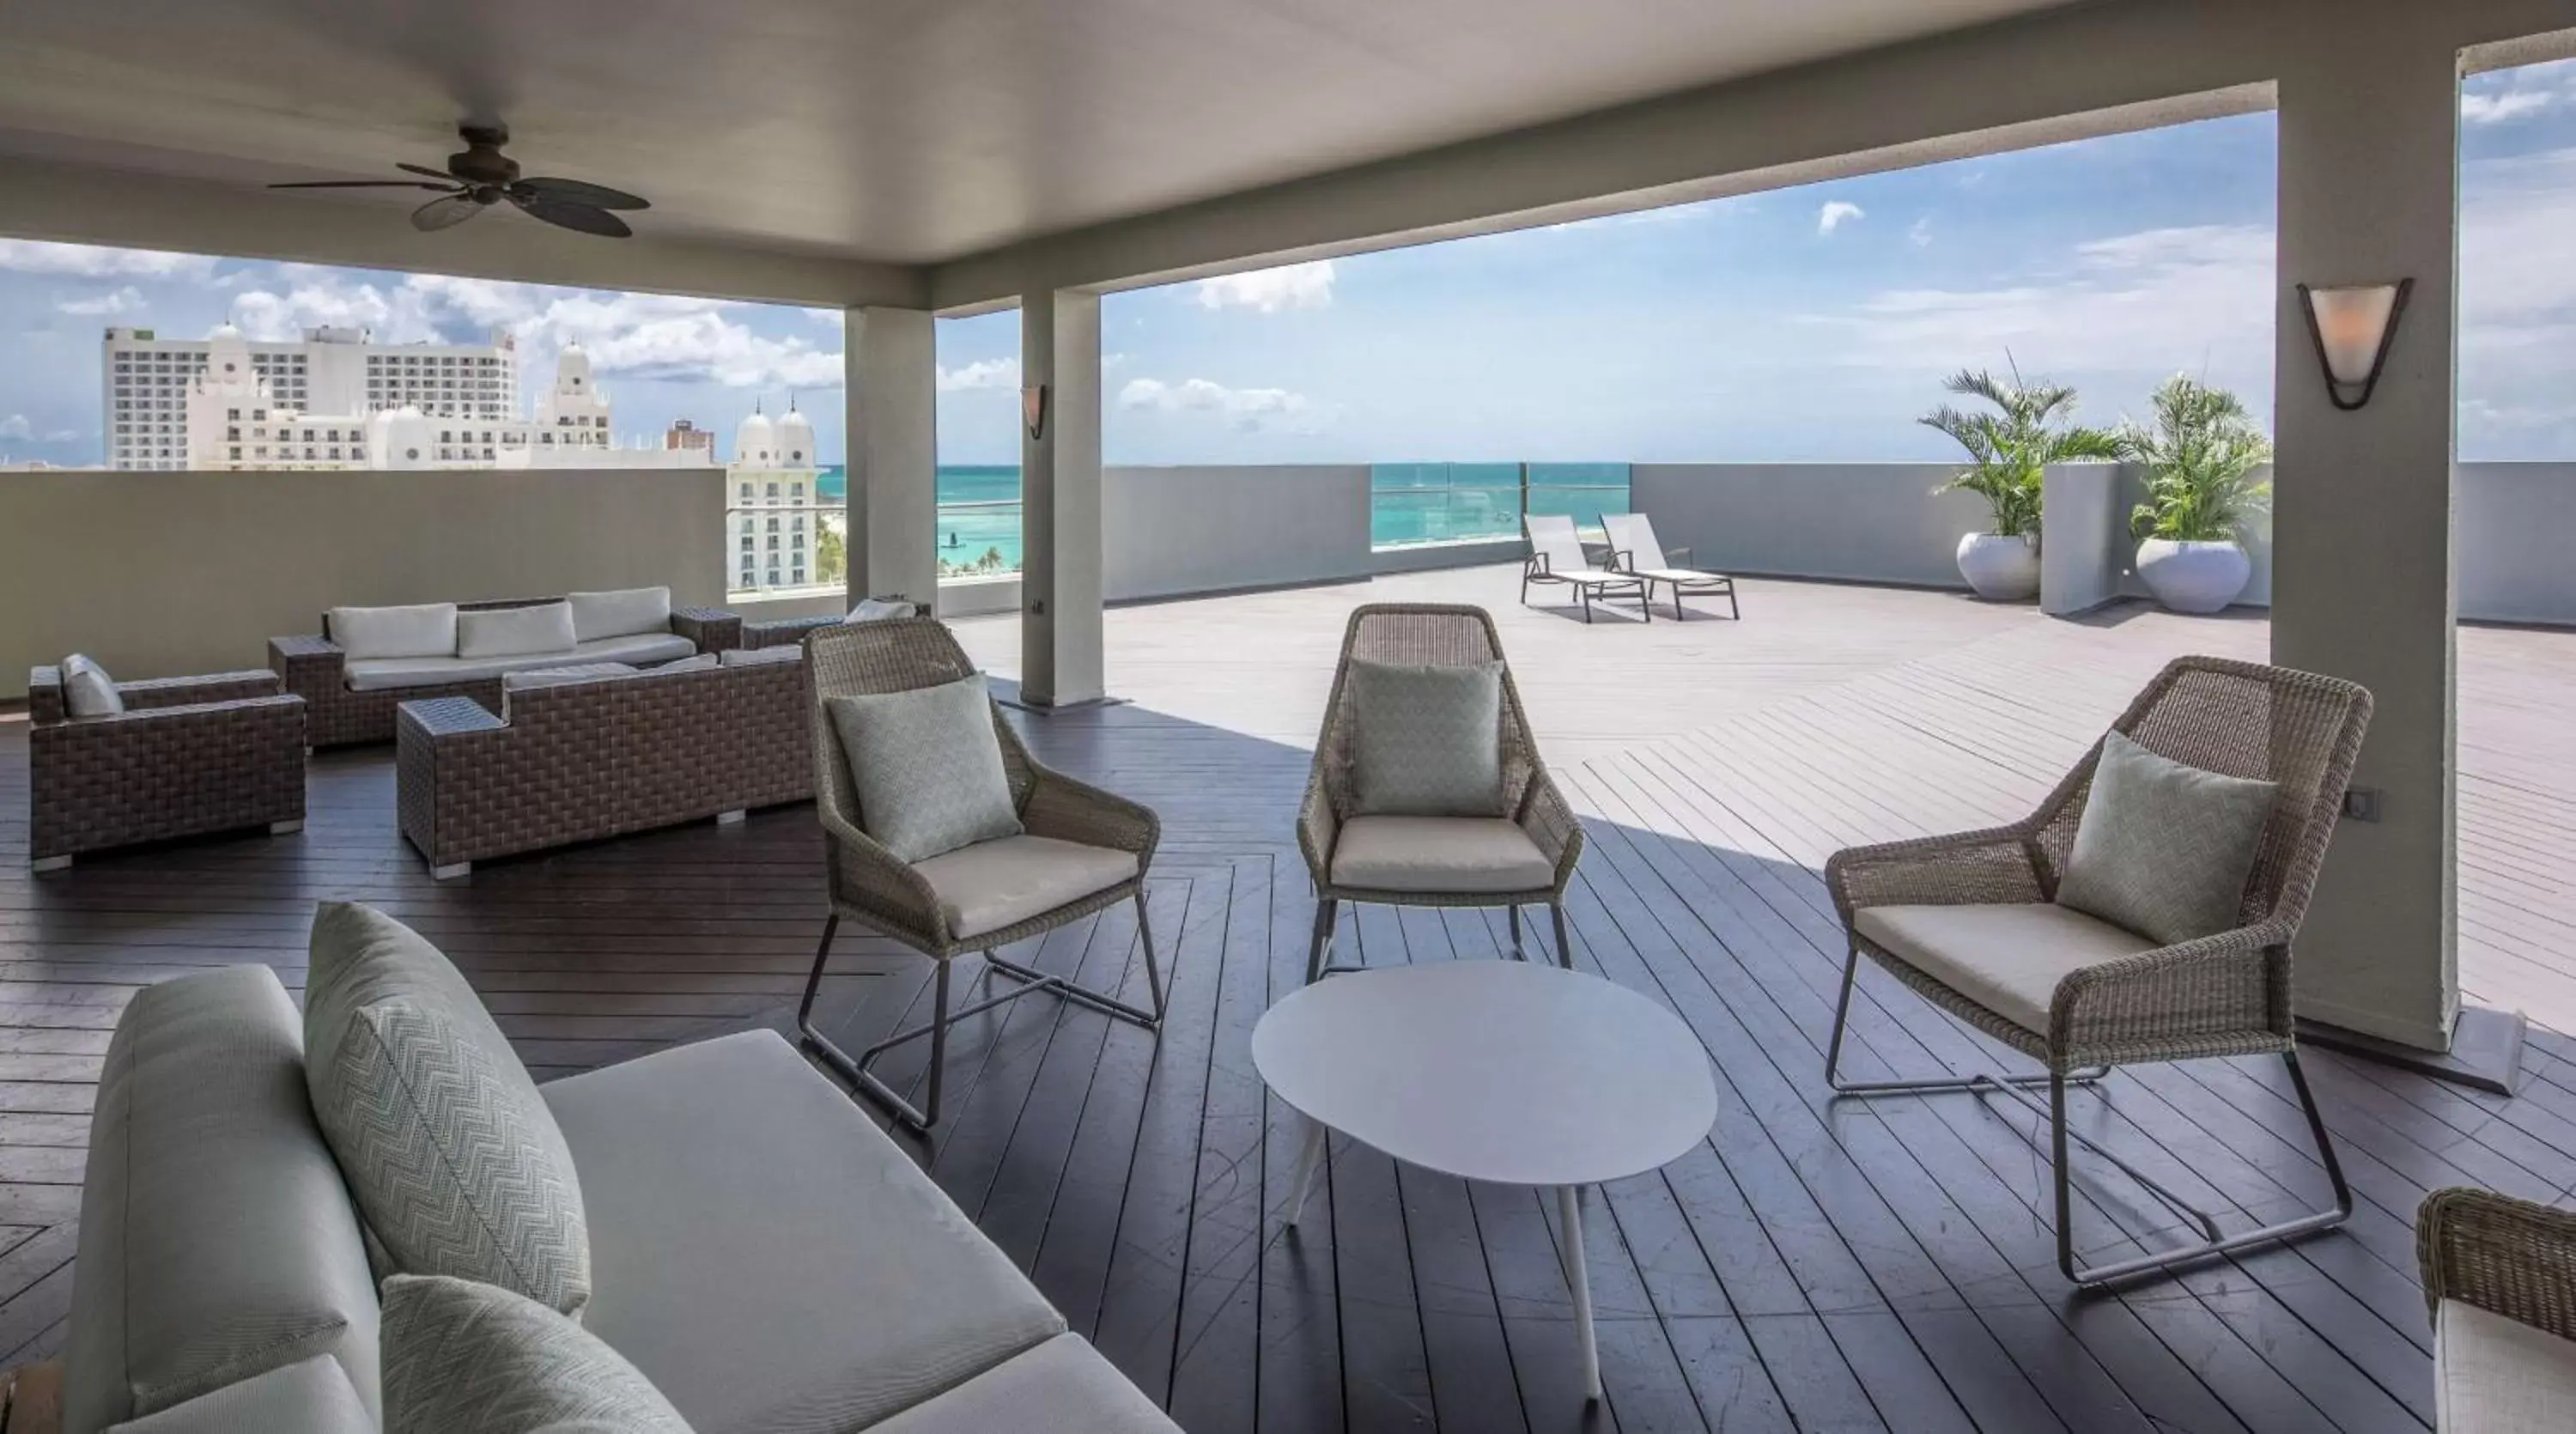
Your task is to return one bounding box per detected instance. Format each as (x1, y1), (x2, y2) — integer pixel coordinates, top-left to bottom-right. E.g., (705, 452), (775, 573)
(1826, 824), (2046, 923)
(2049, 921), (2287, 1060)
(671, 606), (743, 653)
(2419, 1187), (2576, 1340)
(1517, 768), (1585, 888)
(118, 670), (283, 710)
(1021, 766), (1160, 865)
(396, 695), (506, 738)
(1296, 770), (1338, 888)
(819, 809), (948, 945)
(268, 633), (346, 689)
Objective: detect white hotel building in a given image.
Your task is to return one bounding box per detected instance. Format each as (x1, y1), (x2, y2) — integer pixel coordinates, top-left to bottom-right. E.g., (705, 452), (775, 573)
(729, 404), (822, 592)
(106, 325), (515, 471)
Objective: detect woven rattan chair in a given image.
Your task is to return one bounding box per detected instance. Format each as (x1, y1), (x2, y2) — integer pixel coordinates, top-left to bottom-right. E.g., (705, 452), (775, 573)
(1825, 654), (2372, 1288)
(796, 618), (1163, 1133)
(2419, 1187), (2576, 1425)
(1297, 605), (1584, 981)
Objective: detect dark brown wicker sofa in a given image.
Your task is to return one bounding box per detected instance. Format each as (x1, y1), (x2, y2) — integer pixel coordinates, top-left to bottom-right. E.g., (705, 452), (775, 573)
(396, 652), (809, 877)
(27, 665), (306, 871)
(273, 592), (742, 748)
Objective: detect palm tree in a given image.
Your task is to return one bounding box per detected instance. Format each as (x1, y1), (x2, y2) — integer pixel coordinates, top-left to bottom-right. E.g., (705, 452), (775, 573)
(1919, 364), (2120, 538)
(2117, 374), (2272, 542)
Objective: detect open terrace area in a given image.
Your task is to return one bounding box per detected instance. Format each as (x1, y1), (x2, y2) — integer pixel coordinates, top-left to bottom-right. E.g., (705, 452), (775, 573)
(6, 565), (2575, 1433)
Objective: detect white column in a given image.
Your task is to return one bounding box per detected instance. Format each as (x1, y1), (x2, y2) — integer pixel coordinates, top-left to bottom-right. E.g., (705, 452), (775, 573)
(2269, 35), (2459, 1049)
(844, 306), (939, 608)
(1020, 289), (1105, 707)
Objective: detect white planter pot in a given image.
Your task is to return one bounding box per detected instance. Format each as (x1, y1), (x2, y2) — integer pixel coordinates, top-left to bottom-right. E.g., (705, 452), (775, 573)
(2135, 538), (2251, 614)
(1955, 532), (2040, 602)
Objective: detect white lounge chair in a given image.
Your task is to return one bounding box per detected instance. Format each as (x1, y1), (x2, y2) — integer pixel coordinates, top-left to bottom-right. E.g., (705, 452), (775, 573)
(1604, 512), (1740, 620)
(1521, 513), (1650, 623)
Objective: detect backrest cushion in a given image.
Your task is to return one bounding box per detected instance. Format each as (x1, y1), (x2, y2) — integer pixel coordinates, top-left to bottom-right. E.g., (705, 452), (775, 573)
(380, 1275), (692, 1434)
(458, 602), (579, 660)
(305, 902), (592, 1319)
(58, 653), (125, 719)
(501, 662), (641, 693)
(329, 604), (459, 661)
(568, 586), (673, 643)
(2056, 730), (2280, 946)
(105, 1353), (374, 1434)
(720, 645), (803, 666)
(64, 965), (381, 1434)
(652, 652), (722, 676)
(1347, 659), (1508, 818)
(824, 674), (1023, 862)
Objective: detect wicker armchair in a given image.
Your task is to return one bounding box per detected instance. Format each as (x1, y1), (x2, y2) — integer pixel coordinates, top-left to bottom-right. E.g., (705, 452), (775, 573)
(1824, 655), (2372, 1287)
(27, 665), (306, 871)
(797, 618), (1163, 1133)
(2419, 1188), (2576, 1427)
(1297, 605), (1585, 981)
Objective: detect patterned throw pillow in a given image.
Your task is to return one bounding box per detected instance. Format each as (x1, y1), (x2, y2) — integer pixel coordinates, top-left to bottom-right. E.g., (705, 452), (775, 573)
(58, 653), (125, 718)
(1347, 659), (1508, 817)
(2056, 730), (2281, 946)
(306, 902), (590, 1319)
(380, 1275), (693, 1434)
(825, 675), (1024, 862)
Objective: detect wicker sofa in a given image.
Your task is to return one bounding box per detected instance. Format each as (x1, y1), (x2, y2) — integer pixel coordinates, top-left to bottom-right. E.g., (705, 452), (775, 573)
(272, 592), (741, 747)
(2419, 1187), (2576, 1430)
(397, 652), (810, 877)
(27, 665), (306, 871)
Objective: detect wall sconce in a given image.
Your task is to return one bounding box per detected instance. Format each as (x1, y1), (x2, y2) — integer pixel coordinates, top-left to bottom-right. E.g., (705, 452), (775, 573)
(2297, 278), (2412, 410)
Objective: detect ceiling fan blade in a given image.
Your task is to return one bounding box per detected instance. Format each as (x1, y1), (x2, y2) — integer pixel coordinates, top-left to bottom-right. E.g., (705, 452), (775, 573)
(270, 179), (457, 191)
(397, 161), (459, 182)
(411, 194), (486, 232)
(513, 177), (650, 210)
(510, 193), (632, 238)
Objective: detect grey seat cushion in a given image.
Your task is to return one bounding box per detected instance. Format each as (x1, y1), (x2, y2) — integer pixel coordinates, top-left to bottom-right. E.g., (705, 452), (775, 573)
(379, 1275), (692, 1434)
(1346, 659), (1507, 817)
(912, 835), (1139, 939)
(864, 1335), (1178, 1434)
(104, 1354), (373, 1434)
(1853, 902), (2160, 1036)
(825, 675), (1024, 861)
(1329, 815), (1553, 894)
(574, 630), (699, 665)
(304, 902), (592, 1318)
(65, 965), (381, 1434)
(2055, 730), (2279, 945)
(2436, 1297), (2576, 1434)
(543, 1030), (1066, 1434)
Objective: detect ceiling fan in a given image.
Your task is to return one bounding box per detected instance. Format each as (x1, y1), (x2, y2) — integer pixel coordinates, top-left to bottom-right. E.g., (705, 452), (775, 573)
(269, 123), (649, 238)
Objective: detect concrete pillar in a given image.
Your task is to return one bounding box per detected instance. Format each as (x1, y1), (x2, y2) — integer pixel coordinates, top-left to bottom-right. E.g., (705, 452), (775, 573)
(844, 306), (939, 608)
(1019, 289), (1105, 707)
(2269, 31), (2459, 1049)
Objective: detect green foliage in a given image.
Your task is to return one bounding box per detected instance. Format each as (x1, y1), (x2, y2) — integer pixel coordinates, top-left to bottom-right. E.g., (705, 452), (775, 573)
(814, 523), (847, 585)
(2117, 374), (2272, 544)
(936, 546), (1013, 579)
(1918, 364), (2119, 538)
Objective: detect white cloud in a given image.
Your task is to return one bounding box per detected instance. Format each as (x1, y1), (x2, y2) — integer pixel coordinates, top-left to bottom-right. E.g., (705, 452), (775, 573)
(2462, 59), (2576, 126)
(1118, 376), (1315, 431)
(938, 357), (1020, 392)
(0, 415), (31, 441)
(0, 240), (221, 281)
(1817, 201), (1866, 235)
(57, 286), (145, 316)
(2464, 90), (2555, 125)
(1907, 217), (1933, 248)
(1195, 260), (1335, 313)
(43, 428), (77, 444)
(803, 307), (845, 327)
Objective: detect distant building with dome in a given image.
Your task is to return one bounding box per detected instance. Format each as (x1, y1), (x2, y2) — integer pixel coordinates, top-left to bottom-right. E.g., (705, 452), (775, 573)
(728, 400), (822, 592)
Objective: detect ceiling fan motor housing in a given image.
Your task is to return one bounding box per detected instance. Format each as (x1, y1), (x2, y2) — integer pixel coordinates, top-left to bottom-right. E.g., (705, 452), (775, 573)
(449, 125), (520, 188)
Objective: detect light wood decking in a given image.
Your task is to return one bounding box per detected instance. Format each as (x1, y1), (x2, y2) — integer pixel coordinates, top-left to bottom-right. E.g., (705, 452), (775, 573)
(3, 565), (2573, 1432)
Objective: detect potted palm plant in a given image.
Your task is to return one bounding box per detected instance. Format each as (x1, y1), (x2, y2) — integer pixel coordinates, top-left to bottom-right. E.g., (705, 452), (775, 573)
(1920, 366), (2118, 601)
(2117, 374), (2271, 614)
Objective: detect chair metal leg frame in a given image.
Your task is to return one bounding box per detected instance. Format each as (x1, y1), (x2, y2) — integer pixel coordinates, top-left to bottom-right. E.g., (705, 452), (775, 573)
(1822, 944), (2353, 1288)
(1509, 905), (1525, 961)
(799, 894), (1167, 1134)
(1308, 898), (1572, 981)
(1549, 901), (1575, 970)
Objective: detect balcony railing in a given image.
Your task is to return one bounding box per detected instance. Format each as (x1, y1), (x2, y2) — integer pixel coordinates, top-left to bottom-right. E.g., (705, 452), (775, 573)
(1370, 463), (1631, 549)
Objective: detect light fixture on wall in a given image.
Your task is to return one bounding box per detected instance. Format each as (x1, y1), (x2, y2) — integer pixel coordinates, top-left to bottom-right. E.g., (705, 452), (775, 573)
(2297, 278), (2413, 410)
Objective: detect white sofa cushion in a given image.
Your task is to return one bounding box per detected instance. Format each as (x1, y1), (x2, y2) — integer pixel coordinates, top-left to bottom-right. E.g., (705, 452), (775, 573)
(1853, 902), (2161, 1036)
(542, 1030), (1067, 1434)
(650, 652), (721, 676)
(379, 1275), (690, 1434)
(458, 602), (579, 660)
(866, 1334), (1180, 1434)
(2437, 1297), (2576, 1434)
(58, 653), (125, 718)
(106, 1353), (374, 1434)
(567, 586), (673, 643)
(911, 835), (1139, 939)
(721, 645), (805, 666)
(502, 663), (641, 692)
(330, 603), (459, 661)
(574, 631), (700, 665)
(1329, 815), (1553, 894)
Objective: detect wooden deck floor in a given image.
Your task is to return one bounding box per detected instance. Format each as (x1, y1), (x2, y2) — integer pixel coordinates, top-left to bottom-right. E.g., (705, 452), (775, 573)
(5, 567), (2576, 1432)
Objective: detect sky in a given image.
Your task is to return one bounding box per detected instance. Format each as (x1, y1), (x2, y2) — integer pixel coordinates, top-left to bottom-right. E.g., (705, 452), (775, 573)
(4, 58), (2574, 469)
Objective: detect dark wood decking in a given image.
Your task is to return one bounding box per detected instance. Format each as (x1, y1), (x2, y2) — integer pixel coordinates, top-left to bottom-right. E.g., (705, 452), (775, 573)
(4, 571), (2576, 1432)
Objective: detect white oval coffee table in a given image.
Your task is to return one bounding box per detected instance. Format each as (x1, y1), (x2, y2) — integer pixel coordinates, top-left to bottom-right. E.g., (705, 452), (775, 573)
(1252, 959), (1716, 1400)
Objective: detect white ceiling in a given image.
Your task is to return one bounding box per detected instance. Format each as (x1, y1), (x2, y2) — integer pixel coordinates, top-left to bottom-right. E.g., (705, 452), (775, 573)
(0, 0), (2078, 267)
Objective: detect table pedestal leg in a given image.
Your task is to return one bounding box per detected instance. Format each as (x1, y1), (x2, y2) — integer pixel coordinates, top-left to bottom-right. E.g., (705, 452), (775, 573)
(1285, 1119), (1328, 1227)
(1558, 1184), (1601, 1401)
